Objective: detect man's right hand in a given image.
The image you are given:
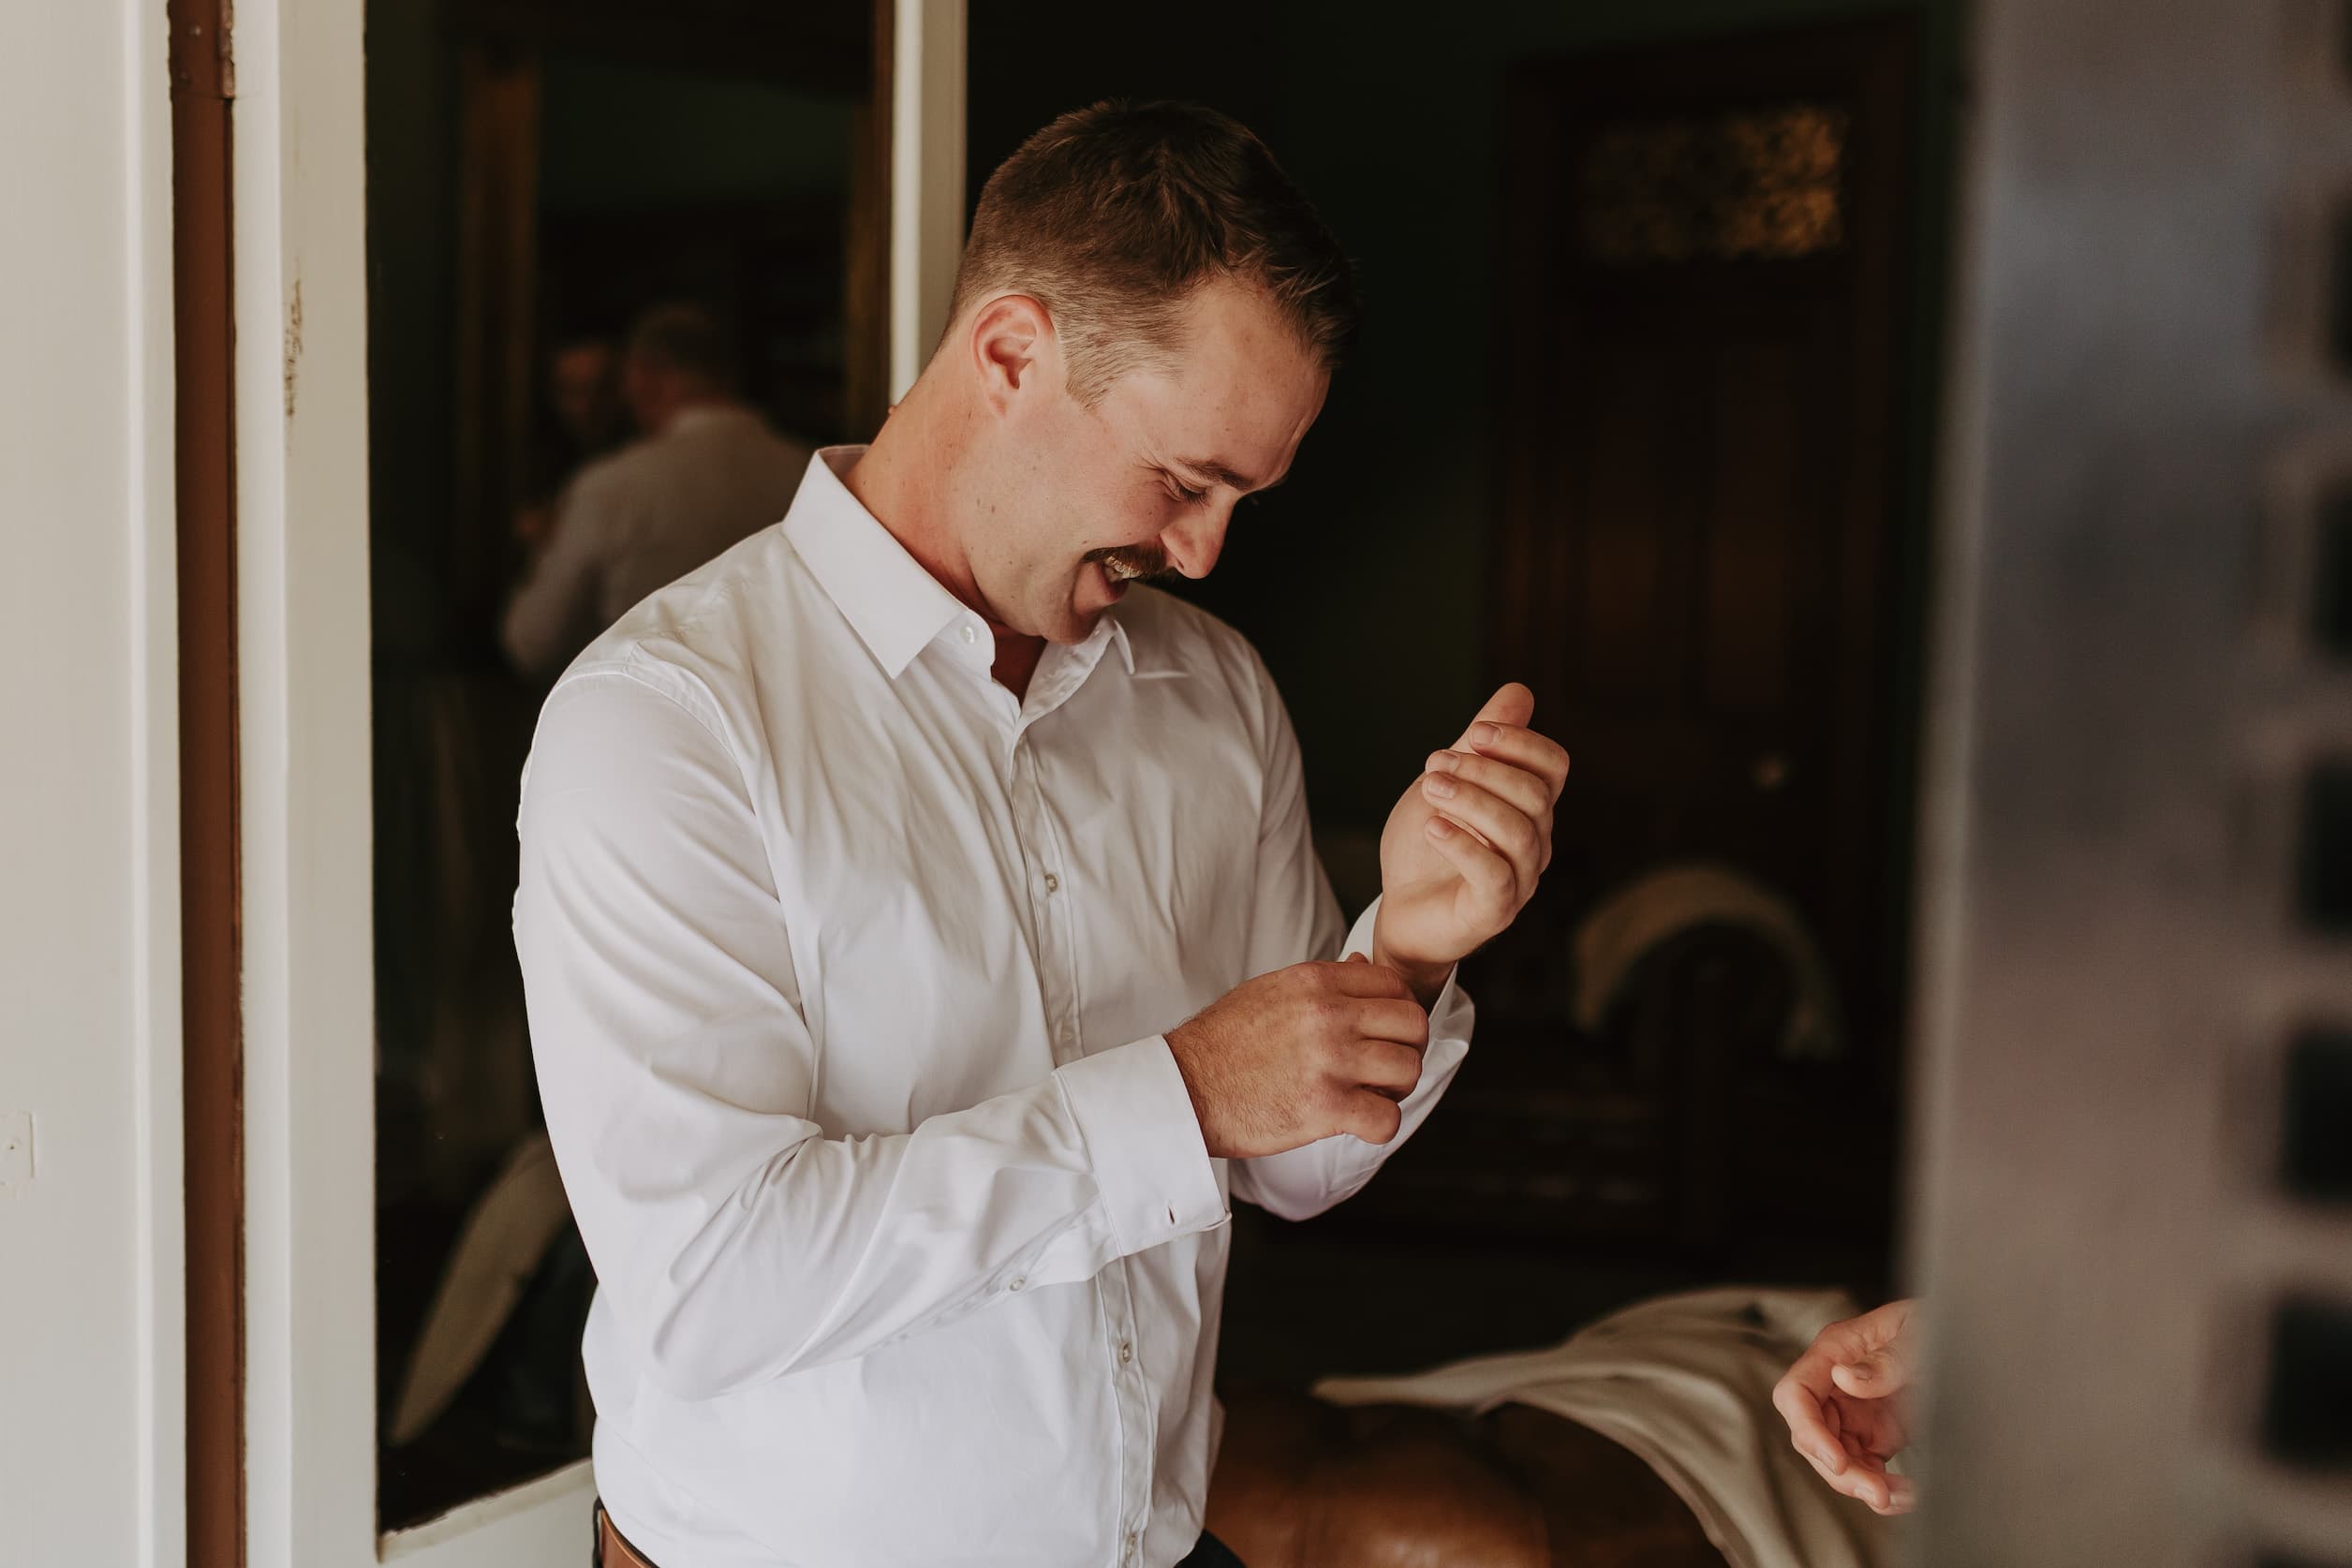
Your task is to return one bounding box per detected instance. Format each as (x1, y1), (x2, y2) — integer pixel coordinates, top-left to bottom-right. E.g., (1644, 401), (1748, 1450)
(1164, 956), (1429, 1159)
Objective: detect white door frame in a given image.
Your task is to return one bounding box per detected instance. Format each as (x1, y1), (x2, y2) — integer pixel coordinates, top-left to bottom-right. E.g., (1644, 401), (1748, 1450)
(891, 0), (969, 401)
(230, 1), (965, 1561)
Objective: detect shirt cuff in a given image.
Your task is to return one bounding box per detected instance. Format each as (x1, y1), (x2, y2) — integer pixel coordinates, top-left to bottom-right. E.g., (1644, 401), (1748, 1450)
(1056, 1035), (1229, 1255)
(1341, 896), (1472, 1042)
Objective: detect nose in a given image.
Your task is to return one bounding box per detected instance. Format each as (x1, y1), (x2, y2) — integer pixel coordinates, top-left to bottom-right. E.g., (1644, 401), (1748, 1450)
(1161, 508), (1231, 580)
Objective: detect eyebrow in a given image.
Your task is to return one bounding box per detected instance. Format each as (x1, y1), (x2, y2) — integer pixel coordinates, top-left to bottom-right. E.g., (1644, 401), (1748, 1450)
(1172, 457), (1289, 495)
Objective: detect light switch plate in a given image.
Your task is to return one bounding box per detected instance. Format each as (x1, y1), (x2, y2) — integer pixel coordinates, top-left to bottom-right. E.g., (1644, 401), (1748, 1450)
(0, 1111), (33, 1194)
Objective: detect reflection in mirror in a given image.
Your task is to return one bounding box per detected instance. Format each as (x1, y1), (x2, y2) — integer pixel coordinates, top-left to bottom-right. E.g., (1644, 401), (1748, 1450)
(365, 0), (884, 1530)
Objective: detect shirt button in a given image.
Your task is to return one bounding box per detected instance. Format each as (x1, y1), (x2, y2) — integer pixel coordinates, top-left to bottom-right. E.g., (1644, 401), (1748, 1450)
(1043, 871), (1060, 893)
(1124, 1533), (1138, 1562)
(1118, 1341), (1133, 1366)
(1008, 1275), (1026, 1293)
(960, 623), (977, 645)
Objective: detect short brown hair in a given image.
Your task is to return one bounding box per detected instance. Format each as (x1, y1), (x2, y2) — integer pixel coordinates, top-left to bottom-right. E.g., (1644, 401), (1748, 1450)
(948, 101), (1358, 406)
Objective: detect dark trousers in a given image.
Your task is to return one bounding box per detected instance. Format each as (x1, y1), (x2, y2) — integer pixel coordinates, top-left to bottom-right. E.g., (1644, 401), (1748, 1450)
(1178, 1531), (1248, 1567)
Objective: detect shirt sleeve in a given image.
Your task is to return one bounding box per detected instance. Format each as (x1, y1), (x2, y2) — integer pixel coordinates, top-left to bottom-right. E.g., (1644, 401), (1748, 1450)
(1222, 658), (1474, 1222)
(514, 670), (1228, 1402)
(501, 476), (614, 677)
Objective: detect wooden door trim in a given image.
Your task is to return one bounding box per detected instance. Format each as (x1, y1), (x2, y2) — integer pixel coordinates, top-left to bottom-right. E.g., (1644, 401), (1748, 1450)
(168, 0), (244, 1562)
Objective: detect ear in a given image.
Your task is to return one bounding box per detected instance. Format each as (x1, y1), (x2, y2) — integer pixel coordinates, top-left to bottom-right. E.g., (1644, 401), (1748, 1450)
(967, 294), (1059, 416)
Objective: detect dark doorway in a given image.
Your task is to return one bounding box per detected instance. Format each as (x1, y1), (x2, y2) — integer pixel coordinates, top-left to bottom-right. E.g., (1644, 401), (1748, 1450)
(1352, 20), (1926, 1262)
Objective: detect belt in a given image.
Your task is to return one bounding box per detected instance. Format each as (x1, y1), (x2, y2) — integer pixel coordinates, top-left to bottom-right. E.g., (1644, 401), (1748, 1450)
(593, 1501), (660, 1568)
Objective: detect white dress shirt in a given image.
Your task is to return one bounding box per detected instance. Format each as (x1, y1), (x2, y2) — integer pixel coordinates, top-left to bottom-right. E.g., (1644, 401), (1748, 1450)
(502, 403), (813, 675)
(513, 447), (1474, 1568)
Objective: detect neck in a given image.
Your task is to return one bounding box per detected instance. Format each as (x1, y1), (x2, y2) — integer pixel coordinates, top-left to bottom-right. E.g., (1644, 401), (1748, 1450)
(844, 374), (1001, 624)
(986, 623), (1047, 701)
(846, 372), (1051, 699)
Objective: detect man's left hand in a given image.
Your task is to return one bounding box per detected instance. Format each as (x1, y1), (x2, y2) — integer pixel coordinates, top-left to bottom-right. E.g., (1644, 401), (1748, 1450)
(1372, 683), (1567, 1004)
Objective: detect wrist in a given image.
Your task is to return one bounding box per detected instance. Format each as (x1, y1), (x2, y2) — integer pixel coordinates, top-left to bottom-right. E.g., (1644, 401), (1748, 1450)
(1161, 1022), (1220, 1151)
(1368, 937), (1452, 1011)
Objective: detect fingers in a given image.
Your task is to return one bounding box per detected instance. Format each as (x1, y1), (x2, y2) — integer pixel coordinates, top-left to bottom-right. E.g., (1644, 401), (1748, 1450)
(1326, 958), (1415, 1000)
(1807, 1391), (1899, 1512)
(1832, 1450), (1898, 1513)
(1772, 1365), (1849, 1481)
(1422, 814), (1518, 921)
(1443, 682), (1568, 797)
(1335, 1087), (1406, 1145)
(1457, 682), (1535, 742)
(1347, 996), (1430, 1050)
(1831, 1348), (1912, 1399)
(1458, 721), (1572, 802)
(1829, 1429), (1914, 1515)
(1342, 1039), (1427, 1099)
(1823, 1298), (1918, 1398)
(1421, 773), (1546, 881)
(1427, 748), (1552, 824)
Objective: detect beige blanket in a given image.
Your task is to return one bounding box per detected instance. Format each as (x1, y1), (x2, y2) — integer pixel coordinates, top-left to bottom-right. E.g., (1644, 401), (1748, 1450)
(1314, 1287), (1897, 1568)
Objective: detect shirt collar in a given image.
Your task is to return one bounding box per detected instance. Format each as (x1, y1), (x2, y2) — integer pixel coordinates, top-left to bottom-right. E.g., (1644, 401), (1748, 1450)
(783, 446), (1135, 682)
(1066, 608), (1136, 679)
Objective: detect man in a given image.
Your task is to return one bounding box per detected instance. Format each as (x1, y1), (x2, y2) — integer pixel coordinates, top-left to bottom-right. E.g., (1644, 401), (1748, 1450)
(514, 101), (1570, 1568)
(501, 302), (812, 677)
(1773, 1297), (1921, 1516)
(510, 330), (627, 557)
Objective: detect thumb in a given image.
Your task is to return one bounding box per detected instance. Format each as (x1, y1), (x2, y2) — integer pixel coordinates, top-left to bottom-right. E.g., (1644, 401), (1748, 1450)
(1831, 1349), (1909, 1398)
(1456, 682), (1534, 747)
(1342, 952), (1370, 963)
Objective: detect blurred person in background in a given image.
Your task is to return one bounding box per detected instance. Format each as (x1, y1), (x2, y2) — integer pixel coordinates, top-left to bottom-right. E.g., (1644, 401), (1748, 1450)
(510, 329), (628, 556)
(501, 302), (812, 677)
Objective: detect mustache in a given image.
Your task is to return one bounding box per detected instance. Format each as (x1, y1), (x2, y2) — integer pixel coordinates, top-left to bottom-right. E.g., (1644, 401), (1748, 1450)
(1082, 544), (1176, 582)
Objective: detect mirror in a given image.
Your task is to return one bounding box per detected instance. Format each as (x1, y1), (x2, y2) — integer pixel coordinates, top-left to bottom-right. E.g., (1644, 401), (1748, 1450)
(362, 0), (886, 1529)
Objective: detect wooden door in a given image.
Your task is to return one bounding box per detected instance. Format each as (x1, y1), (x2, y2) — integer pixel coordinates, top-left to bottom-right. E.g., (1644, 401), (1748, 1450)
(1354, 21), (1924, 1251)
(1490, 20), (1916, 1032)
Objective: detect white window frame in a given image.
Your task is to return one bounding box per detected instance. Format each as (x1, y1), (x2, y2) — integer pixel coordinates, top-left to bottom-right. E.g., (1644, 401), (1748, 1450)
(231, 2), (965, 1561)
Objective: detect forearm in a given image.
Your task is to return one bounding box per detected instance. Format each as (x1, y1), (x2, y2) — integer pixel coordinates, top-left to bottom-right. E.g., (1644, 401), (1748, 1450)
(544, 1033), (1225, 1400)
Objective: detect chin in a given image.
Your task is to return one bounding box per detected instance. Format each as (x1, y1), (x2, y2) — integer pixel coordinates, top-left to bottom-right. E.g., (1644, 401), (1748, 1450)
(1044, 605), (1103, 645)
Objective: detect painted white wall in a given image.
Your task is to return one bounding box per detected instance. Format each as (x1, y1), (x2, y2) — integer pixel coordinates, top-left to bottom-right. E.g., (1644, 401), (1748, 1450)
(0, 3), (183, 1567)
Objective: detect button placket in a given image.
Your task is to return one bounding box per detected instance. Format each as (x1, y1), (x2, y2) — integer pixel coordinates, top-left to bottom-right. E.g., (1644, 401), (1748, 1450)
(1013, 739), (1151, 1546)
(1013, 745), (1080, 1068)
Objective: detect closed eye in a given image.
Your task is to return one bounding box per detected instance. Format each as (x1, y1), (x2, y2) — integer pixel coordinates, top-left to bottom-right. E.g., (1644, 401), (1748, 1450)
(1163, 473), (1211, 506)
